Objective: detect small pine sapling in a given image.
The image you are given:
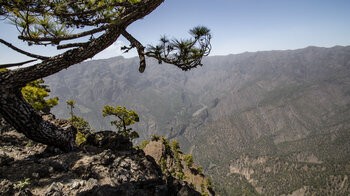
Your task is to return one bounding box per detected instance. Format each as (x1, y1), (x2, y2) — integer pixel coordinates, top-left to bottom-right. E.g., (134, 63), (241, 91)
(102, 105), (140, 141)
(66, 99), (92, 146)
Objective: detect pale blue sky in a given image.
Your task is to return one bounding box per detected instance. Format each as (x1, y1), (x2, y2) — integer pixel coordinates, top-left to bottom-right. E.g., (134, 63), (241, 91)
(1, 0), (350, 64)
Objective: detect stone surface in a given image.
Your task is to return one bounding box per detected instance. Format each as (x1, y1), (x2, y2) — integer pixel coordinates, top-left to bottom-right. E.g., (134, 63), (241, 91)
(0, 128), (202, 195)
(143, 141), (166, 163)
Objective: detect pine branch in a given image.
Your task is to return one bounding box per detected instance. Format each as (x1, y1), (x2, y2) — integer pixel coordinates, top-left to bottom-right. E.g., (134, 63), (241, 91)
(52, 2), (131, 17)
(0, 38), (49, 60)
(18, 24), (110, 43)
(145, 26), (211, 71)
(121, 30), (146, 73)
(0, 0), (165, 88)
(0, 59), (37, 69)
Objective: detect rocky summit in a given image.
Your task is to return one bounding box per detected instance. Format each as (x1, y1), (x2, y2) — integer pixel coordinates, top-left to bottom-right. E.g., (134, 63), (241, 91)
(0, 119), (203, 196)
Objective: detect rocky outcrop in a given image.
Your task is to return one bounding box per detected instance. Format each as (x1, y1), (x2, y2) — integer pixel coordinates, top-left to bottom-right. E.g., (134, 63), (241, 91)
(142, 138), (214, 196)
(143, 140), (166, 163)
(0, 128), (201, 196)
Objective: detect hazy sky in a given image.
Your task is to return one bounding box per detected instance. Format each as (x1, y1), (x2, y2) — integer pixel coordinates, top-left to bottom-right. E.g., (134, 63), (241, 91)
(1, 0), (349, 64)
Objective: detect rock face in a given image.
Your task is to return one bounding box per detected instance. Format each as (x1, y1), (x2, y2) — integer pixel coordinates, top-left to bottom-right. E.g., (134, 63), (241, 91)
(142, 138), (214, 196)
(0, 128), (201, 196)
(143, 141), (166, 163)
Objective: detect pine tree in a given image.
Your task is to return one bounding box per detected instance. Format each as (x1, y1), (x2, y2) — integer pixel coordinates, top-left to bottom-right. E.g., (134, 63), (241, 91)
(21, 79), (58, 113)
(102, 105), (139, 140)
(0, 0), (211, 151)
(66, 99), (91, 133)
(66, 99), (91, 146)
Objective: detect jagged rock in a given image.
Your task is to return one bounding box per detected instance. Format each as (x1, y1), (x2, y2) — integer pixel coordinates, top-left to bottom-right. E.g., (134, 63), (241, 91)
(0, 179), (14, 195)
(44, 182), (64, 196)
(0, 129), (201, 196)
(48, 160), (69, 172)
(178, 185), (201, 196)
(143, 140), (214, 195)
(81, 131), (132, 152)
(42, 114), (56, 122)
(14, 188), (33, 196)
(144, 141), (166, 163)
(0, 153), (14, 166)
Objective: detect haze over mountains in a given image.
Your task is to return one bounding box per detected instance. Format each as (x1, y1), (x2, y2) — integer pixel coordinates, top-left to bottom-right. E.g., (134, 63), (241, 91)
(46, 46), (350, 195)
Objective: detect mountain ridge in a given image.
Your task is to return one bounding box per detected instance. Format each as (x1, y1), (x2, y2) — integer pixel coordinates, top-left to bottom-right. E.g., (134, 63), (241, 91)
(46, 45), (350, 195)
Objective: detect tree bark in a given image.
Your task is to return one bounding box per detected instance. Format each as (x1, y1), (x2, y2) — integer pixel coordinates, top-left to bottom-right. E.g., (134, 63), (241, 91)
(0, 0), (164, 151)
(0, 88), (77, 151)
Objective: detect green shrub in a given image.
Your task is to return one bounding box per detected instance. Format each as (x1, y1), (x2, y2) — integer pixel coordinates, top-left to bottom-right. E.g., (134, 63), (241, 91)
(75, 131), (87, 146)
(66, 99), (92, 146)
(151, 134), (160, 141)
(13, 178), (30, 190)
(183, 154), (194, 167)
(138, 140), (150, 150)
(197, 165), (204, 175)
(206, 177), (213, 190)
(171, 140), (180, 151)
(161, 137), (170, 150)
(0, 68), (9, 72)
(160, 157), (167, 174)
(71, 115), (91, 133)
(66, 99), (92, 133)
(22, 79), (58, 112)
(176, 172), (185, 180)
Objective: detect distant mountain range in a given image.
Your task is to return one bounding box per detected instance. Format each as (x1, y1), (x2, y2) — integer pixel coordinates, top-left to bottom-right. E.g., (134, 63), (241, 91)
(46, 46), (350, 195)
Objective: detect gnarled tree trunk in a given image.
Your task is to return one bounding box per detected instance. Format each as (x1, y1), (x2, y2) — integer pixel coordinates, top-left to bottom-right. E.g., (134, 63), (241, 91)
(0, 88), (77, 151)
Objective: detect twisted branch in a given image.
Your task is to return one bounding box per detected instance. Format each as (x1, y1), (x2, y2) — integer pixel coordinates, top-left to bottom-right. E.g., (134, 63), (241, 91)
(121, 29), (146, 73)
